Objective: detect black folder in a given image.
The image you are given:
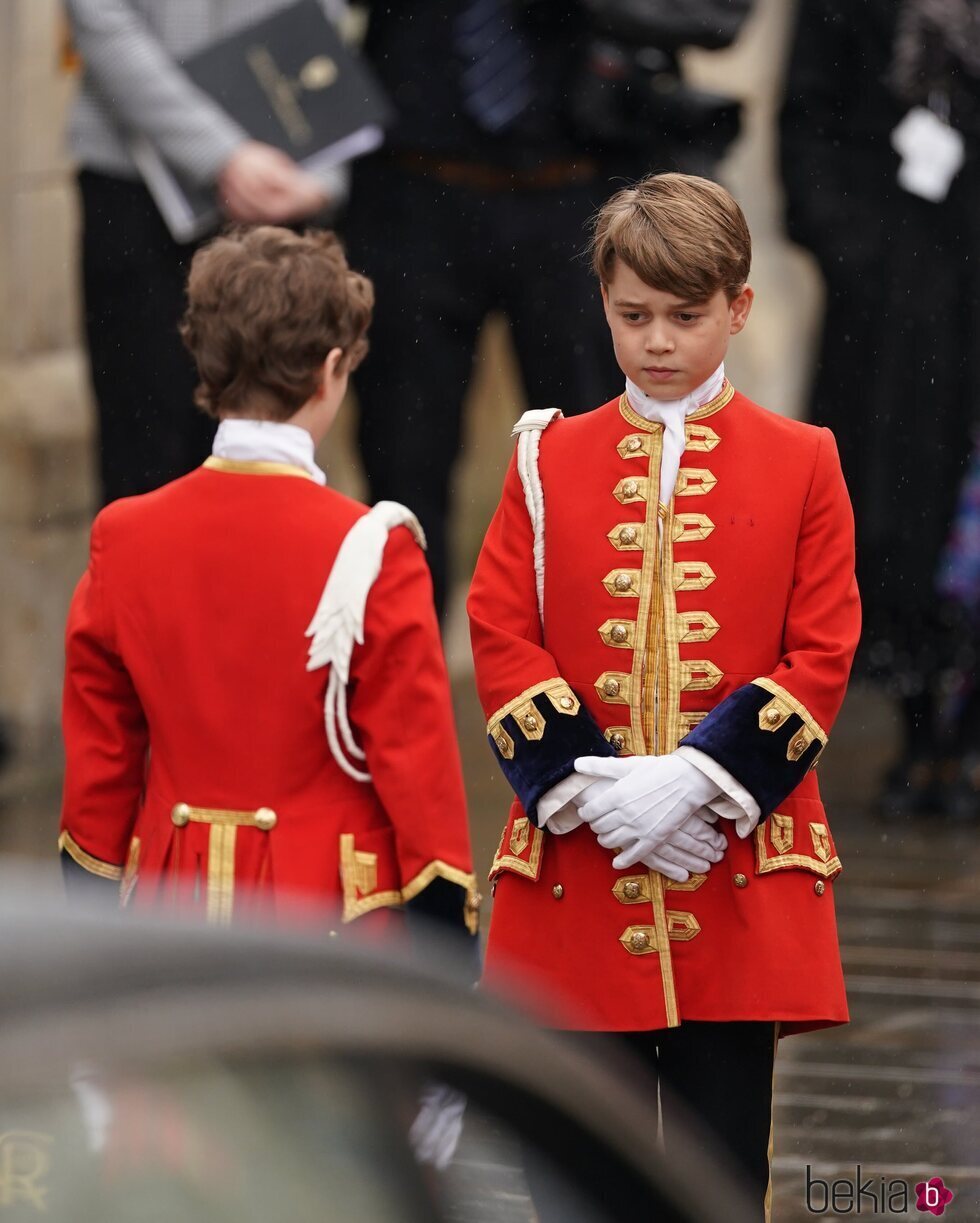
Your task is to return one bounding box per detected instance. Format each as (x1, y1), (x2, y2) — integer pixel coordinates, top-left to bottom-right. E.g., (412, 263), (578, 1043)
(132, 0), (393, 242)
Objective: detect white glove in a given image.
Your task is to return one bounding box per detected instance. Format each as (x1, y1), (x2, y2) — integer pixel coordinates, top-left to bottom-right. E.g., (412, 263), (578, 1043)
(638, 809), (728, 882)
(543, 777), (614, 835)
(575, 753), (722, 870)
(409, 1082), (466, 1171)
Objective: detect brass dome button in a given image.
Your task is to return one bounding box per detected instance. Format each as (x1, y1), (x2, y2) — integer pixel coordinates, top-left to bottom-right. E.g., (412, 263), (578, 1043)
(630, 930), (650, 951)
(171, 802), (191, 827)
(610, 624), (629, 644)
(619, 526), (638, 546)
(626, 437), (643, 452)
(559, 696), (574, 710)
(255, 806), (277, 831)
(603, 678), (621, 698)
(623, 479), (639, 498)
(522, 713), (539, 731)
(609, 733), (626, 752)
(765, 707), (782, 726)
(791, 736), (807, 755)
(814, 880), (826, 897)
(495, 735), (509, 752)
(733, 872), (748, 889)
(623, 880), (641, 900)
(552, 884), (564, 900)
(614, 572), (633, 592)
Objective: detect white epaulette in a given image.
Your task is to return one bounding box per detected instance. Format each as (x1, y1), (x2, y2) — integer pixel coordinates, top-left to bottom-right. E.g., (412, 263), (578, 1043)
(511, 409), (563, 628)
(305, 501), (426, 782)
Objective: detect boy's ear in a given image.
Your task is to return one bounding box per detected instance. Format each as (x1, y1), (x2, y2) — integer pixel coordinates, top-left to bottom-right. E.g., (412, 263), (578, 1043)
(729, 286), (754, 335)
(323, 346), (346, 381)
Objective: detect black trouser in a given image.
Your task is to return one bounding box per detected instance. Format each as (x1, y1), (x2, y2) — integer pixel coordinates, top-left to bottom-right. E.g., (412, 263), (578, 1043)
(528, 1021), (777, 1222)
(78, 170), (215, 506)
(343, 158), (622, 614)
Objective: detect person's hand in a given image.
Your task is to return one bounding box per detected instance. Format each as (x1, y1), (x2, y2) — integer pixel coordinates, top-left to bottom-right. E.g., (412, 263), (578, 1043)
(574, 753), (721, 870)
(544, 776), (614, 834)
(217, 141), (329, 223)
(638, 809), (727, 882)
(409, 1082), (466, 1171)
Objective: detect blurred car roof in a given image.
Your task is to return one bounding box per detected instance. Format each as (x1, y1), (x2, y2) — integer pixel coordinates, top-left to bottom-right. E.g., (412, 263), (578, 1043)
(0, 870), (756, 1223)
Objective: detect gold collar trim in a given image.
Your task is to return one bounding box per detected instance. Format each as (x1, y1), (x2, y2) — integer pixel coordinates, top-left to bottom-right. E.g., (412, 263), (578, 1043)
(617, 379), (735, 432)
(203, 456), (317, 481)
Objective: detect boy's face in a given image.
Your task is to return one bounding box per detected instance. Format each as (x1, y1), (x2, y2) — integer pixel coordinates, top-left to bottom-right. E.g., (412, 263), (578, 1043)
(601, 258), (753, 400)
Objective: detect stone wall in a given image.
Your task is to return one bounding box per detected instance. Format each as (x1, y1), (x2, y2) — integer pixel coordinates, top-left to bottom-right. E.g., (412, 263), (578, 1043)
(0, 0), (95, 777)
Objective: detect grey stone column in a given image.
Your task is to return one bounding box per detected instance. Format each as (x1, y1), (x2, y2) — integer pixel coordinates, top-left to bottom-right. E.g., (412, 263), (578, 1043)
(0, 0), (95, 772)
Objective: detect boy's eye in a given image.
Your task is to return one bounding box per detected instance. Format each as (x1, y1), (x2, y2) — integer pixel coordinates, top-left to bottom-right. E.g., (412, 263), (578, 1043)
(675, 312), (700, 323)
(622, 312), (645, 323)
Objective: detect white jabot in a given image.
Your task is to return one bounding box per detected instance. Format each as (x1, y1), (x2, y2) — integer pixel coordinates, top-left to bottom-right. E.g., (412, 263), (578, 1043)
(212, 418), (326, 485)
(625, 363), (725, 507)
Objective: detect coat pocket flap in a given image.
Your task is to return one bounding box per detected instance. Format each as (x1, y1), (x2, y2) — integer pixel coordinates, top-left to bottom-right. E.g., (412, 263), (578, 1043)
(489, 814), (545, 883)
(754, 811), (841, 879)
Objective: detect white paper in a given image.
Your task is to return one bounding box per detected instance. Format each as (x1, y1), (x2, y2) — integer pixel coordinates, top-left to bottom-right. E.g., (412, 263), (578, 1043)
(891, 106), (965, 203)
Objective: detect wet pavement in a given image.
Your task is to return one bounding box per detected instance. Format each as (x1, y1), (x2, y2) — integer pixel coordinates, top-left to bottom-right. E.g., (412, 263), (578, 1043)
(4, 676), (978, 1221)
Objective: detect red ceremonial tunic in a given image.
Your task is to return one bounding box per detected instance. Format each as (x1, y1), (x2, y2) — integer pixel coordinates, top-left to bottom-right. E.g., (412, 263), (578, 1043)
(468, 384), (860, 1034)
(60, 458), (477, 931)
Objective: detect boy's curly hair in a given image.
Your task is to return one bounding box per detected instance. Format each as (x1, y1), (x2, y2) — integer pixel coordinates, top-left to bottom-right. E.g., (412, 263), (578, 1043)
(590, 173), (751, 302)
(180, 226), (374, 420)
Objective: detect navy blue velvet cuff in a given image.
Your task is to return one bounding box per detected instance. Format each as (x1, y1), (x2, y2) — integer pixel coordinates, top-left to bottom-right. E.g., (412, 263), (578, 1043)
(680, 680), (826, 817)
(487, 682), (616, 826)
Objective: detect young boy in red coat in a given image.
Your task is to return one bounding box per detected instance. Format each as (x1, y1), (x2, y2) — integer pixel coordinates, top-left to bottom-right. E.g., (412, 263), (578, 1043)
(468, 174), (860, 1215)
(60, 226), (478, 943)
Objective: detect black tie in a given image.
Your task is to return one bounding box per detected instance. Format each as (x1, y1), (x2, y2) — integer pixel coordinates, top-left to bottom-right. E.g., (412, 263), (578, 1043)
(455, 0), (534, 133)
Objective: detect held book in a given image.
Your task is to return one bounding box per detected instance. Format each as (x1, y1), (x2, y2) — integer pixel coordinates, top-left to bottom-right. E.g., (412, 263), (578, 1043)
(131, 0), (393, 243)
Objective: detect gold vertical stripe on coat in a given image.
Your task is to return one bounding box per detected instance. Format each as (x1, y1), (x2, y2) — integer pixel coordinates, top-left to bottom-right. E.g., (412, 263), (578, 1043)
(628, 427), (664, 755)
(649, 868), (680, 1027)
(660, 501), (686, 753)
(206, 825), (237, 926)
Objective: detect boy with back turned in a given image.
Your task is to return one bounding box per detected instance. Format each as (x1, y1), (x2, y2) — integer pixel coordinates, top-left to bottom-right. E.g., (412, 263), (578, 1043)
(468, 174), (860, 1214)
(60, 225), (478, 943)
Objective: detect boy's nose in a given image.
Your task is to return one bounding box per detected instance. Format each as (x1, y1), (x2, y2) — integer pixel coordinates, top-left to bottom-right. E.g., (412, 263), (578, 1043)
(645, 327), (674, 354)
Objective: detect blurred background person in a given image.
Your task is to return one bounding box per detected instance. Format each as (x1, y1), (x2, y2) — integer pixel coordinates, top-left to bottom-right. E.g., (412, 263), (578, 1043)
(65, 0), (345, 507)
(345, 0), (752, 616)
(780, 0), (980, 818)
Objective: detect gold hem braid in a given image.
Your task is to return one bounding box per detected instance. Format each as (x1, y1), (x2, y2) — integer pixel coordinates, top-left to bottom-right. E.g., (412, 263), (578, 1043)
(57, 830), (123, 880)
(340, 834), (481, 932)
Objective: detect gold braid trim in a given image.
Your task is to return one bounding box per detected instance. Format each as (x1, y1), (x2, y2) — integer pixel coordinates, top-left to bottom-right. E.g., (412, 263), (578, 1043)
(203, 456), (316, 481)
(58, 830), (123, 881)
(617, 380), (734, 431)
(401, 861), (481, 935)
(487, 678), (580, 739)
(754, 826), (842, 878)
(751, 677), (828, 746)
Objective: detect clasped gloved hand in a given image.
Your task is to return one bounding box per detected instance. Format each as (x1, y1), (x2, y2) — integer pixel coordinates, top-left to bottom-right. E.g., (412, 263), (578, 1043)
(574, 753), (726, 872)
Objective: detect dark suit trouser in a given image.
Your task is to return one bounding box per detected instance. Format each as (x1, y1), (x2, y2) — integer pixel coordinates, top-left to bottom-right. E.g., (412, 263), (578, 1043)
(527, 1021), (778, 1222)
(78, 170), (215, 506)
(343, 158), (622, 615)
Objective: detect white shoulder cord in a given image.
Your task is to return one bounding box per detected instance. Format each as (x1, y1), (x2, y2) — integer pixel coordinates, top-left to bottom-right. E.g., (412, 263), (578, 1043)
(512, 409), (562, 629)
(305, 501), (426, 782)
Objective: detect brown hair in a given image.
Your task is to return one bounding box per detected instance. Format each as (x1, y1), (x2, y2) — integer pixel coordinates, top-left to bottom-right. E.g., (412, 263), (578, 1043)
(180, 226), (374, 420)
(590, 173), (751, 302)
